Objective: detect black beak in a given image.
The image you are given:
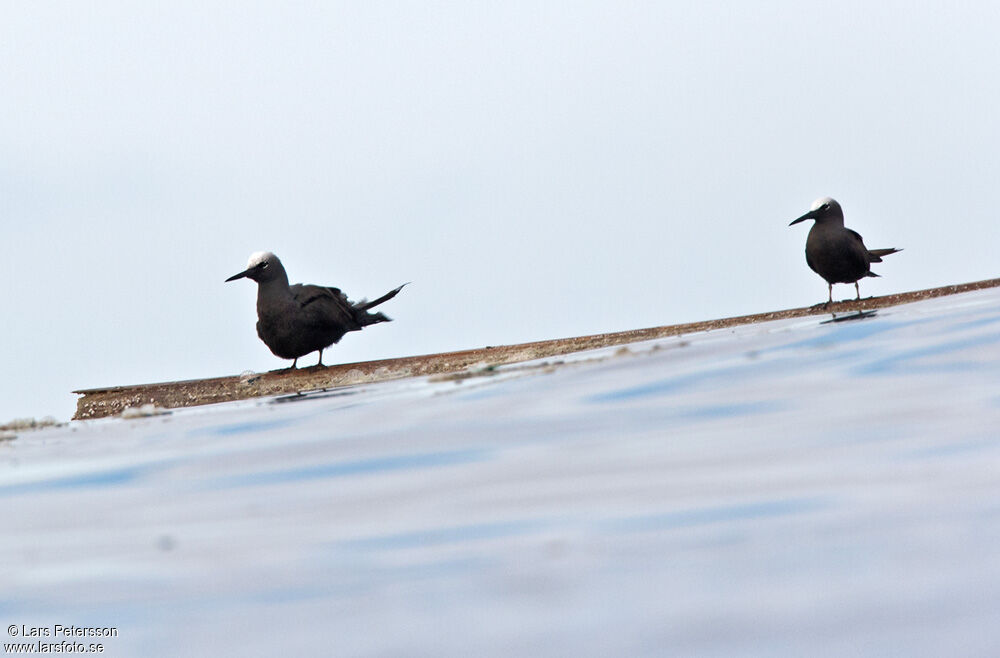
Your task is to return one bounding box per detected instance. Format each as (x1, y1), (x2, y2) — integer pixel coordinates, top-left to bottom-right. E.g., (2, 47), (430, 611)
(225, 269), (250, 282)
(789, 209), (817, 226)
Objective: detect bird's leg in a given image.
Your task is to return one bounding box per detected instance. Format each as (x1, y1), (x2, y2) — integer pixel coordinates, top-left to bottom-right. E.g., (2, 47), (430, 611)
(317, 349), (324, 367)
(854, 282), (861, 301)
(290, 358), (298, 370)
(823, 283), (832, 308)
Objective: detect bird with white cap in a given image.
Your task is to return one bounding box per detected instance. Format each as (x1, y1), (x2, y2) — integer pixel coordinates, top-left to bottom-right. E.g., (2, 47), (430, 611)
(226, 251), (406, 368)
(789, 197), (901, 306)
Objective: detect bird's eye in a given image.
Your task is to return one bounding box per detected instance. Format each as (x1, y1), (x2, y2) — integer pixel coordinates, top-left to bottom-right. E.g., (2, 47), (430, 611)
(821, 203), (830, 210)
(261, 262), (269, 268)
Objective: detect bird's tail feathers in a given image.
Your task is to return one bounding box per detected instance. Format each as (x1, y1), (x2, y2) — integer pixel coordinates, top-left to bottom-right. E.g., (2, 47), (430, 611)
(358, 310), (392, 327)
(868, 247), (902, 262)
(353, 283), (407, 327)
(354, 283), (408, 312)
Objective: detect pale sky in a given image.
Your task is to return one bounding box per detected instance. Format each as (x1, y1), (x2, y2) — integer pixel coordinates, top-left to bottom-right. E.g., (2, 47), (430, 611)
(3, 1), (999, 422)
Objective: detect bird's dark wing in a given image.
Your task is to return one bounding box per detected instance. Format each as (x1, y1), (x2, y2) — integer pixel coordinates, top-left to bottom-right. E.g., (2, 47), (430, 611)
(846, 228), (885, 264)
(289, 284), (359, 329)
(847, 230), (903, 264)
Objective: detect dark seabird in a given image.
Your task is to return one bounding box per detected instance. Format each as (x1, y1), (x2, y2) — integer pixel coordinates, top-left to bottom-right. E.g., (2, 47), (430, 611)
(226, 251), (405, 368)
(789, 197), (901, 305)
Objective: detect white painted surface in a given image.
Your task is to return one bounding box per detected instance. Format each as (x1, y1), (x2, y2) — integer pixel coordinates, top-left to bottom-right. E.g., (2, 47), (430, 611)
(3, 289), (1000, 656)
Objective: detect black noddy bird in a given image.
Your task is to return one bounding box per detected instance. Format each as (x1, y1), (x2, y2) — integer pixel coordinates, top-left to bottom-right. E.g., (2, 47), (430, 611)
(226, 251), (405, 368)
(789, 197), (901, 306)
